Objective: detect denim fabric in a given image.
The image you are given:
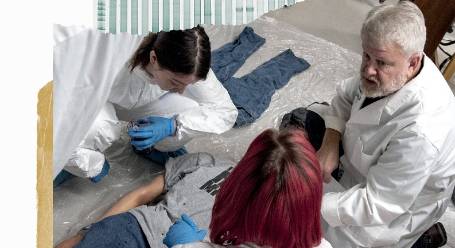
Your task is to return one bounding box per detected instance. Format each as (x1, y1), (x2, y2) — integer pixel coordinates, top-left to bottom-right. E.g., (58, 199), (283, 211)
(211, 26), (265, 83)
(227, 49), (310, 126)
(212, 27), (310, 126)
(76, 212), (151, 248)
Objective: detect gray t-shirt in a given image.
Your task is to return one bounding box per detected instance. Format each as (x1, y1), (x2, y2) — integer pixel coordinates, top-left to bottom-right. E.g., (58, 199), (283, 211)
(129, 152), (234, 248)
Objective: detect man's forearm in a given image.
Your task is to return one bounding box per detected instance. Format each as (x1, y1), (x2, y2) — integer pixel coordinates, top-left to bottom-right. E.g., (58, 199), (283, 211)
(322, 128), (341, 147)
(318, 128), (342, 183)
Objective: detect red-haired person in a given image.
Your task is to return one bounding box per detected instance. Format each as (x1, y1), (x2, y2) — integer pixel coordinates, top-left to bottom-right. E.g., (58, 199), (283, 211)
(56, 128), (331, 248)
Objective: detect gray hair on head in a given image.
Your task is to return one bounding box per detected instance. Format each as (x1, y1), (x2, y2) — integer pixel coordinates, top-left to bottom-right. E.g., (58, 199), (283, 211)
(361, 0), (426, 57)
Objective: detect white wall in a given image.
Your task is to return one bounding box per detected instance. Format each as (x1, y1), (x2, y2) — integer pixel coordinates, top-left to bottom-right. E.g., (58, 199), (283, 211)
(0, 1), (94, 247)
(53, 0), (95, 27)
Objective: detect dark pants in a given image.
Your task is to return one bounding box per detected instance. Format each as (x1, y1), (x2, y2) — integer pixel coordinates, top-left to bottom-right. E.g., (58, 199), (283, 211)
(212, 27), (310, 127)
(76, 212), (150, 248)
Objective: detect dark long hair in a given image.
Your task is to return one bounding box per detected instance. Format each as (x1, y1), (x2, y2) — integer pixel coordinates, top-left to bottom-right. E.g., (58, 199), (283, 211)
(210, 128), (323, 248)
(129, 25), (211, 80)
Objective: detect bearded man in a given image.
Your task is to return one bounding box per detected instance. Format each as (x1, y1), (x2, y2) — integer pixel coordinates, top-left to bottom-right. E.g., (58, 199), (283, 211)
(313, 1), (455, 247)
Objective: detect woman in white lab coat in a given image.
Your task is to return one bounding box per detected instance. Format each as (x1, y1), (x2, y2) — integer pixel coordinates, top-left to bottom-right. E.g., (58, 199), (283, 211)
(56, 26), (237, 184)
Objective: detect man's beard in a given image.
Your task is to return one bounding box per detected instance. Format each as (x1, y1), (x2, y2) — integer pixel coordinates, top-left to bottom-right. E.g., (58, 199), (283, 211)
(360, 73), (408, 98)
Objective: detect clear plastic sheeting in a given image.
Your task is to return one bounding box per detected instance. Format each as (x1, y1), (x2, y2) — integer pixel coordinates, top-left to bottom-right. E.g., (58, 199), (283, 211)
(187, 16), (361, 162)
(53, 16), (360, 245)
(53, 127), (162, 242)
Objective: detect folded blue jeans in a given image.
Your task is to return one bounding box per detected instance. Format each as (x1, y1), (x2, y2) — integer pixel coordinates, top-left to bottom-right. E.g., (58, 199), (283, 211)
(211, 26), (265, 83)
(211, 27), (310, 126)
(75, 212), (150, 248)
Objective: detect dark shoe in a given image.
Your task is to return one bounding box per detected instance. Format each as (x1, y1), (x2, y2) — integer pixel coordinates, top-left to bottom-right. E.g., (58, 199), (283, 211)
(90, 160), (110, 183)
(411, 222), (447, 248)
(53, 170), (75, 187)
(133, 146), (187, 165)
(167, 147), (188, 158)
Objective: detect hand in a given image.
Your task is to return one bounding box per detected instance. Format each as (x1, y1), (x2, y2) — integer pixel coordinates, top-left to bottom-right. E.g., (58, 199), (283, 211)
(163, 214), (207, 248)
(128, 116), (176, 150)
(317, 143), (339, 183)
(55, 234), (83, 248)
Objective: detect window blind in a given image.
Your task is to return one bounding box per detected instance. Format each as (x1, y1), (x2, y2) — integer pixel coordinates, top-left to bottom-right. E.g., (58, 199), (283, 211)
(96, 0), (302, 34)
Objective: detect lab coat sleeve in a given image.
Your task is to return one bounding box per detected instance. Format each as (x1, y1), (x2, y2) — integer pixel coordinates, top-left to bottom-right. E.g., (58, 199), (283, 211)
(155, 69), (238, 150)
(178, 69), (238, 134)
(322, 130), (438, 227)
(324, 76), (359, 134)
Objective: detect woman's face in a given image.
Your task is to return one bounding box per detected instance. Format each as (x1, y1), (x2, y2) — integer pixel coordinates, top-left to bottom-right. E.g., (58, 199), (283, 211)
(145, 51), (199, 94)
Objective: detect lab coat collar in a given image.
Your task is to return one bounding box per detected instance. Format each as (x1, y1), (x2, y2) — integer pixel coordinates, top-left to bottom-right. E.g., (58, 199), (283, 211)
(386, 55), (431, 114)
(132, 66), (153, 83)
(348, 93), (388, 125)
(350, 55), (431, 125)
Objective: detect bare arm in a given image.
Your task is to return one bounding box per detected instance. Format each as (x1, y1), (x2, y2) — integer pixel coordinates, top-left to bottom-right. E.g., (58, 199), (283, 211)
(99, 173), (165, 220)
(317, 128), (341, 183)
(55, 174), (165, 248)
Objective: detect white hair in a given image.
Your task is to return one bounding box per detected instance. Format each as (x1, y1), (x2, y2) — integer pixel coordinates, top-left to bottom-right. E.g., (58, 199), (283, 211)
(361, 0), (426, 56)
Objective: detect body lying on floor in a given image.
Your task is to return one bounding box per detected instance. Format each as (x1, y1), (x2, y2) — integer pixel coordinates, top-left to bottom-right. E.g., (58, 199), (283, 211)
(56, 128), (332, 248)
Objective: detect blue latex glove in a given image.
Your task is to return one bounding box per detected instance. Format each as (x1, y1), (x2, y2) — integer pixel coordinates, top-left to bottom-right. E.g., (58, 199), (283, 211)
(128, 116), (176, 150)
(163, 214), (207, 248)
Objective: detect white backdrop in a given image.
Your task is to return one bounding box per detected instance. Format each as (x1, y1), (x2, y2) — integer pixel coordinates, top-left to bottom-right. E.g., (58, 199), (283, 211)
(0, 1), (93, 246)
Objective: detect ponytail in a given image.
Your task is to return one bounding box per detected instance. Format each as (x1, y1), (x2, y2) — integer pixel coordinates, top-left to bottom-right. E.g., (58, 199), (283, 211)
(129, 32), (158, 72)
(191, 25), (211, 80)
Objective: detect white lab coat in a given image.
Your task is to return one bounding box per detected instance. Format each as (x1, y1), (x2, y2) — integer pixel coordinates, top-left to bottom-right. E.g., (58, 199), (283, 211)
(54, 25), (237, 178)
(64, 59), (237, 179)
(322, 55), (455, 247)
(109, 64), (238, 152)
(64, 102), (122, 178)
